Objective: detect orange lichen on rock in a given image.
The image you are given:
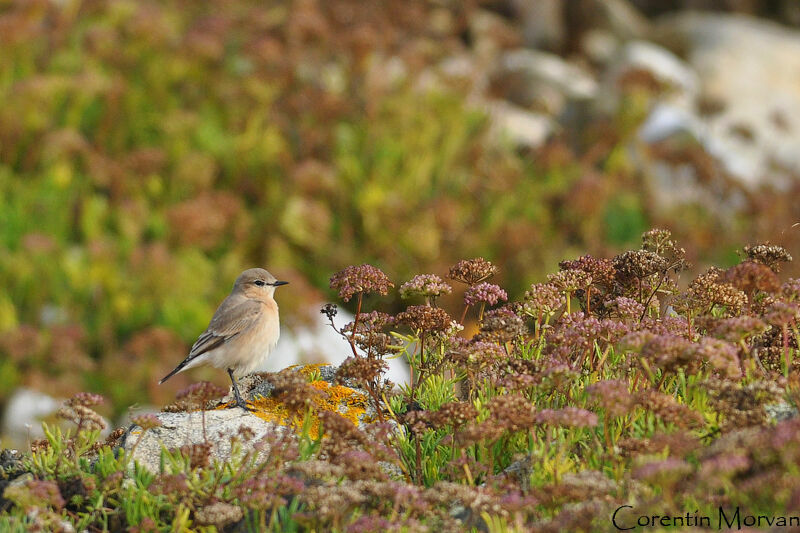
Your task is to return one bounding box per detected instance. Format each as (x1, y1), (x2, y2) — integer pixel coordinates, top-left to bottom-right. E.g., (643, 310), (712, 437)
(233, 366), (370, 439)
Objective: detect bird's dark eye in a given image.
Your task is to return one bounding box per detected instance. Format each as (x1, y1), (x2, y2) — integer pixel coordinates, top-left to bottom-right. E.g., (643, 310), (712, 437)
(254, 280), (266, 287)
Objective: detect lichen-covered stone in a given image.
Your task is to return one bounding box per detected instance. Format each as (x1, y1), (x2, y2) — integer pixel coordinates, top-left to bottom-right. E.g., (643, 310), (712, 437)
(122, 365), (382, 473)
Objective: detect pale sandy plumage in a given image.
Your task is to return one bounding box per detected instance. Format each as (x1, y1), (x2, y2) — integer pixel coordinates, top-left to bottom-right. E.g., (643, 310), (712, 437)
(159, 268), (288, 409)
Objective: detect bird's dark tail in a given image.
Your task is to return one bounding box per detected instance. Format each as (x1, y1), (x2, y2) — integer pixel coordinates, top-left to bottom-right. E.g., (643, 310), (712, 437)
(158, 360), (189, 384)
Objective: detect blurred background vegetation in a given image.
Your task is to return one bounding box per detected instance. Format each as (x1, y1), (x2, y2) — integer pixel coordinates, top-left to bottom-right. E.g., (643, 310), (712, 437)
(2, 0), (800, 424)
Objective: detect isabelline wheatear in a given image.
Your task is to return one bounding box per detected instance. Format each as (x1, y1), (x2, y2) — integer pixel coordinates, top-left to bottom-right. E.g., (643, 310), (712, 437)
(159, 268), (288, 410)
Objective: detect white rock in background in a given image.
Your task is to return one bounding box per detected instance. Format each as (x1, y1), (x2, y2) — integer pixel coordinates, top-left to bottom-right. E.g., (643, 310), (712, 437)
(1, 388), (110, 448)
(612, 40), (699, 96)
(2, 388), (59, 447)
(652, 13), (800, 187)
(497, 49), (599, 106)
(264, 305), (411, 386)
(485, 100), (554, 149)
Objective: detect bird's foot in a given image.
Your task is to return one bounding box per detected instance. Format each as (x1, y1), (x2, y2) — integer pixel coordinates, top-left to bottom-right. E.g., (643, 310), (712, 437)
(228, 388), (256, 412)
(227, 398), (256, 412)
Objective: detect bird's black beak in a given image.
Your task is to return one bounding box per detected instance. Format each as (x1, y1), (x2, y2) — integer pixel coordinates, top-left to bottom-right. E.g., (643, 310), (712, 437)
(273, 280), (289, 286)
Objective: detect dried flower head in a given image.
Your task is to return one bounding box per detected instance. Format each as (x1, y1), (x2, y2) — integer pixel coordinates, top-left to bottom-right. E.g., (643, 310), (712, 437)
(330, 264), (394, 302)
(455, 420), (505, 446)
(547, 269), (592, 293)
(633, 458), (693, 486)
(176, 381), (227, 409)
(536, 407), (598, 428)
(704, 316), (768, 343)
(782, 278), (800, 301)
(641, 228), (688, 269)
(463, 282), (508, 306)
(639, 334), (696, 375)
(131, 413), (163, 431)
(320, 303), (338, 320)
(605, 297), (645, 321)
(613, 250), (669, 280)
(343, 310), (396, 355)
(638, 390), (703, 429)
(399, 274), (453, 300)
(721, 260), (780, 297)
(518, 282), (563, 319)
(763, 301), (800, 327)
(436, 401), (479, 428)
(559, 255), (616, 288)
(194, 502), (244, 527)
(688, 269), (747, 316)
(318, 410), (370, 458)
(336, 355), (387, 385)
(586, 380), (633, 418)
(268, 369), (321, 414)
(447, 341), (506, 367)
(691, 337), (741, 378)
(487, 394), (537, 432)
(396, 305), (452, 333)
(744, 243), (792, 272)
(4, 479), (65, 511)
(448, 257), (498, 285)
(66, 392), (105, 408)
(57, 404), (107, 432)
(705, 377), (783, 431)
(475, 307), (527, 343)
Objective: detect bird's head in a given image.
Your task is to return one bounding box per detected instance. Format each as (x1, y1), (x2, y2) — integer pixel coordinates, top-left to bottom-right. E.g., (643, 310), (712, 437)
(234, 268), (289, 300)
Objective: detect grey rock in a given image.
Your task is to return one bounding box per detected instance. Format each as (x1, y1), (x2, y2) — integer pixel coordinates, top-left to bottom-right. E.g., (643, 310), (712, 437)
(651, 13), (800, 186)
(122, 409), (290, 474)
(581, 29), (620, 66)
(494, 49), (598, 111)
(574, 0), (651, 41)
(513, 0), (565, 51)
(486, 100), (554, 149)
(611, 40), (698, 96)
(123, 366), (390, 475)
(766, 402), (798, 423)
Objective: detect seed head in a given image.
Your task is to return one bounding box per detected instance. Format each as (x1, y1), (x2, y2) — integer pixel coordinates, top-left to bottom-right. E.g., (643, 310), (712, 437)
(721, 261), (780, 297)
(559, 255), (616, 288)
(66, 392), (105, 408)
(764, 301), (800, 327)
(399, 274), (453, 300)
(488, 394), (537, 432)
(194, 502), (244, 528)
(613, 250), (669, 281)
(320, 303), (338, 320)
(396, 305), (453, 333)
(586, 380), (633, 418)
(547, 270), (592, 293)
(176, 381), (227, 408)
(448, 257), (498, 285)
(463, 282), (507, 306)
(536, 407), (598, 428)
(743, 243), (792, 272)
(330, 264), (394, 302)
(518, 283), (562, 318)
(475, 307), (527, 343)
(131, 413), (163, 431)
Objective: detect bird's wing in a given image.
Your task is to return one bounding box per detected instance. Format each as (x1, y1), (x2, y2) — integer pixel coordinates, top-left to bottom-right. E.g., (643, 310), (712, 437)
(188, 298), (264, 358)
(159, 298), (264, 384)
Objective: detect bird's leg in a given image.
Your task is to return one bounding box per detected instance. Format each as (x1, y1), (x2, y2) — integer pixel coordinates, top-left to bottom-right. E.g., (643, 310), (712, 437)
(227, 368), (255, 412)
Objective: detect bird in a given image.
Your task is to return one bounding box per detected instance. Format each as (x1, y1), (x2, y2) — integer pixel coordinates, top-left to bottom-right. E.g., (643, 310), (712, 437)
(159, 268), (288, 411)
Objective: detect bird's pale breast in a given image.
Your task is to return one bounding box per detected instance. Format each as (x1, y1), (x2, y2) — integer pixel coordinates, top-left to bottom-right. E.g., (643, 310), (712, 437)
(205, 301), (280, 377)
